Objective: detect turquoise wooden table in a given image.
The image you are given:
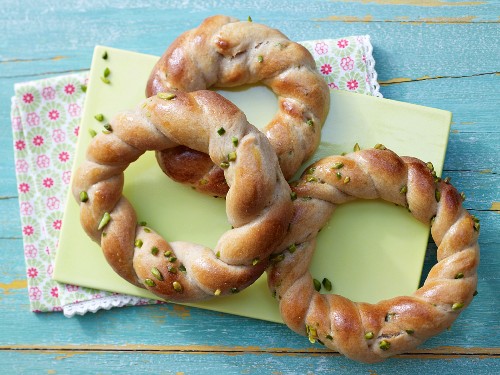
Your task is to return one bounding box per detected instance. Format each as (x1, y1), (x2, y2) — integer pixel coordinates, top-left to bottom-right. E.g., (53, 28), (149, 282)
(1, 1), (499, 373)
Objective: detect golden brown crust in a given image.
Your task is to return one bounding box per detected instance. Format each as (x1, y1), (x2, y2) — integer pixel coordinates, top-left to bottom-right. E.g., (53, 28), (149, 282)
(72, 90), (293, 301)
(147, 15), (330, 193)
(267, 147), (479, 363)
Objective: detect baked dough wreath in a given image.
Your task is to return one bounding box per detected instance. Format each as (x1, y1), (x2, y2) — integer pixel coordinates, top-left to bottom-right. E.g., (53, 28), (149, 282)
(267, 146), (479, 363)
(72, 90), (293, 301)
(147, 15), (330, 197)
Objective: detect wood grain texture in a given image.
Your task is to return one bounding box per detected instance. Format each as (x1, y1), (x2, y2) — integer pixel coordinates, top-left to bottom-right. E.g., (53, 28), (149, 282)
(1, 0), (499, 373)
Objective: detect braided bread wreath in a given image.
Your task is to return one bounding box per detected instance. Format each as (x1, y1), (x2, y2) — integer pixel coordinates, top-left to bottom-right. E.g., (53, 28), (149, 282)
(267, 147), (480, 363)
(72, 90), (294, 301)
(146, 15), (330, 197)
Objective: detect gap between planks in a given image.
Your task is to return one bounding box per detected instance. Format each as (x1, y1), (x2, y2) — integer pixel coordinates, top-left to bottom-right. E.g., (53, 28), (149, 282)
(0, 344), (499, 359)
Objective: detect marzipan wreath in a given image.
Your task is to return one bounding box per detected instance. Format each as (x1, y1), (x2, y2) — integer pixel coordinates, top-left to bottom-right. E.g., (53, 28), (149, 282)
(147, 15), (330, 197)
(72, 90), (293, 301)
(267, 146), (480, 363)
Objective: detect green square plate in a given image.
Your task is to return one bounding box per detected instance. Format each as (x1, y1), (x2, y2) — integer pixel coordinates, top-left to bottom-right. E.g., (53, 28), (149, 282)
(53, 46), (451, 323)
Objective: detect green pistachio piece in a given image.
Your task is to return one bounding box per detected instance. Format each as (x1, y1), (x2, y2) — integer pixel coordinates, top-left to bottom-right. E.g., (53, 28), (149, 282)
(400, 185), (408, 194)
(473, 290), (478, 296)
(232, 137), (239, 147)
(290, 191), (297, 201)
(228, 151), (237, 162)
(306, 324), (318, 343)
(444, 176), (451, 183)
(81, 84), (87, 93)
(168, 256), (177, 263)
(343, 176), (350, 184)
(374, 143), (386, 150)
(252, 258), (260, 266)
(455, 272), (464, 279)
(214, 289), (222, 296)
(163, 250), (172, 257)
(331, 162), (344, 169)
(288, 243), (296, 253)
(307, 176), (318, 183)
(336, 172), (342, 180)
(307, 119), (314, 127)
(97, 212), (111, 230)
(143, 227), (151, 233)
(379, 340), (391, 351)
(139, 221), (147, 226)
(103, 123), (112, 132)
(167, 265), (177, 274)
(102, 51), (108, 60)
(430, 216), (436, 225)
(270, 253), (285, 263)
(216, 251), (220, 258)
(157, 92), (176, 100)
(100, 76), (110, 84)
(217, 127), (225, 135)
(79, 191), (89, 202)
(103, 67), (111, 78)
(172, 281), (183, 293)
(151, 267), (163, 281)
(307, 167), (316, 174)
(248, 16), (252, 22)
(179, 264), (186, 272)
(322, 278), (332, 291)
(257, 55), (264, 63)
(151, 247), (159, 256)
(144, 278), (156, 287)
(364, 332), (374, 340)
(231, 287), (239, 294)
(220, 161), (230, 169)
(353, 143), (361, 152)
(426, 162), (434, 172)
(405, 329), (415, 335)
(88, 129), (97, 137)
(435, 189), (441, 202)
(460, 192), (466, 201)
(94, 113), (104, 122)
(452, 302), (464, 310)
(313, 278), (321, 292)
(134, 239), (143, 248)
(326, 334), (333, 340)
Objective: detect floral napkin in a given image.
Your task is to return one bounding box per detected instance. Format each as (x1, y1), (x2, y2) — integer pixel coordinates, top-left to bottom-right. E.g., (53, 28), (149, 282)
(10, 36), (381, 316)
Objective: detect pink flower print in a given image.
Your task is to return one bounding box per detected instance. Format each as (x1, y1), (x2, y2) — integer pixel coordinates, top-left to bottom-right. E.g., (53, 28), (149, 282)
(18, 182), (30, 194)
(68, 103), (81, 117)
(47, 264), (54, 276)
(43, 177), (54, 188)
(47, 109), (60, 121)
(24, 244), (38, 258)
(66, 284), (79, 292)
(58, 151), (70, 163)
(16, 159), (29, 173)
(320, 64), (333, 75)
(340, 57), (354, 71)
(74, 126), (80, 137)
(362, 54), (367, 63)
(347, 79), (359, 91)
(64, 83), (76, 95)
(20, 202), (33, 216)
(314, 41), (328, 55)
(46, 196), (60, 210)
(15, 139), (26, 151)
(12, 116), (22, 131)
(53, 219), (62, 230)
(62, 170), (71, 185)
(29, 287), (42, 301)
(42, 86), (56, 100)
(36, 155), (50, 169)
(328, 82), (339, 90)
(50, 287), (59, 298)
(52, 129), (66, 143)
(26, 112), (40, 127)
(23, 92), (34, 104)
(32, 135), (44, 147)
(23, 225), (34, 236)
(337, 39), (349, 49)
(27, 267), (38, 278)
(52, 306), (63, 312)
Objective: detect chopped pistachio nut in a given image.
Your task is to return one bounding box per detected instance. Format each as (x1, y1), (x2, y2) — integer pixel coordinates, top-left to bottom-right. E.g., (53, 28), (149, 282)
(336, 172), (342, 180)
(157, 92), (176, 100)
(353, 143), (361, 152)
(97, 212), (111, 230)
(143, 227), (151, 233)
(151, 267), (163, 281)
(172, 281), (183, 293)
(228, 151), (237, 162)
(179, 264), (186, 272)
(151, 247), (159, 256)
(134, 239), (143, 248)
(455, 272), (464, 279)
(400, 185), (408, 194)
(217, 127), (225, 135)
(102, 51), (108, 60)
(306, 324), (318, 343)
(214, 289), (222, 296)
(144, 278), (156, 287)
(405, 329), (415, 335)
(252, 258), (260, 266)
(426, 162), (434, 172)
(168, 256), (177, 263)
(103, 123), (112, 133)
(288, 243), (297, 253)
(167, 265), (177, 274)
(322, 278), (332, 291)
(379, 340), (391, 351)
(307, 167), (316, 174)
(100, 76), (110, 84)
(94, 113), (104, 122)
(326, 334), (333, 340)
(374, 143), (386, 150)
(220, 161), (230, 169)
(430, 216), (436, 225)
(81, 84), (87, 93)
(331, 162), (344, 169)
(231, 287), (239, 293)
(216, 251), (220, 258)
(270, 253), (285, 263)
(163, 250), (172, 258)
(306, 176), (318, 183)
(444, 176), (451, 183)
(460, 192), (466, 201)
(248, 16), (252, 22)
(79, 191), (89, 202)
(139, 221), (147, 226)
(199, 179), (208, 185)
(88, 129), (97, 137)
(435, 189), (441, 202)
(473, 290), (478, 296)
(257, 55), (264, 63)
(232, 136), (239, 147)
(364, 331), (374, 340)
(307, 119), (314, 127)
(452, 302), (464, 310)
(103, 67), (111, 78)
(290, 191), (297, 201)
(343, 176), (351, 184)
(313, 278), (321, 292)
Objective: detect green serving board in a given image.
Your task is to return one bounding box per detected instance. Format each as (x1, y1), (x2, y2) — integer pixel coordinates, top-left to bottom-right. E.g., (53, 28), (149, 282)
(53, 46), (451, 323)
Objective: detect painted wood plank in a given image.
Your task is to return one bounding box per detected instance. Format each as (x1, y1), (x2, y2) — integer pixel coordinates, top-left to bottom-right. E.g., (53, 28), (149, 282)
(0, 349), (499, 374)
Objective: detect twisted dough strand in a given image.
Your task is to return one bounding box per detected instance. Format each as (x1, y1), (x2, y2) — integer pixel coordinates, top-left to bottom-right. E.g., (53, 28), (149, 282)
(267, 147), (479, 363)
(73, 90), (293, 301)
(148, 15), (330, 195)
